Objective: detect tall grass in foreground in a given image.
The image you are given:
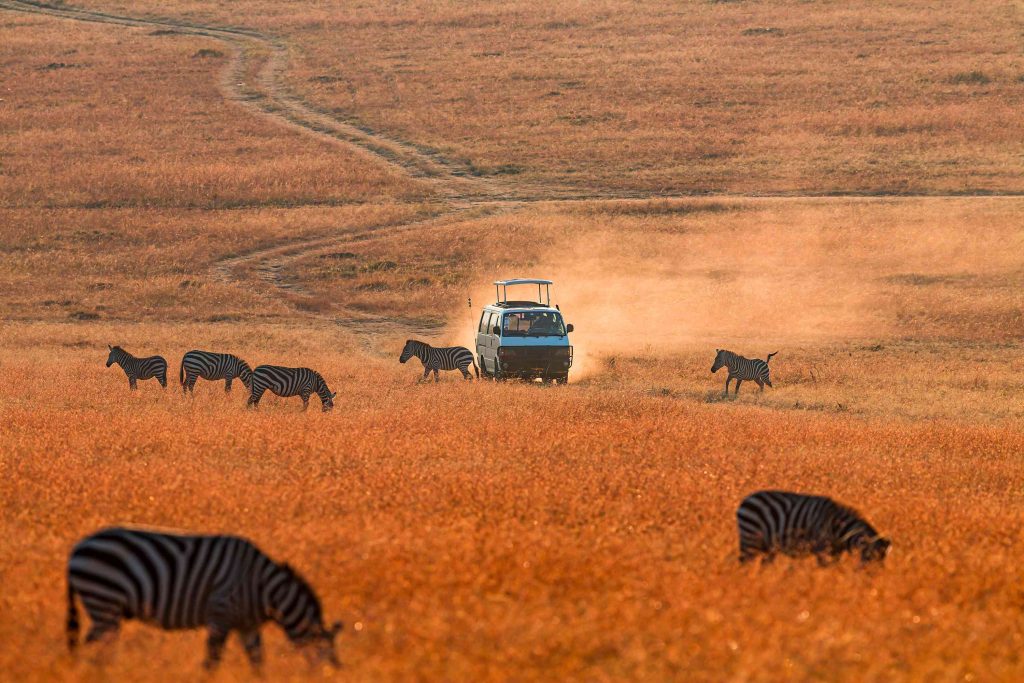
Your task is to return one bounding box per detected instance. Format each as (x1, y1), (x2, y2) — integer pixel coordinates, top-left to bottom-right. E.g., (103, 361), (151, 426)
(1, 335), (1023, 680)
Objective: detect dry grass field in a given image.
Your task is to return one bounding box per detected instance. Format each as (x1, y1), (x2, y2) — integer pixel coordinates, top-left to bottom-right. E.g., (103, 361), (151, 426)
(2, 0), (1023, 681)
(67, 0), (1024, 194)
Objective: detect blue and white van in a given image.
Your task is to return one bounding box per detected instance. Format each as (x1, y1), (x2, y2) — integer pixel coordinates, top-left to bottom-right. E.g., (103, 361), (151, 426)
(475, 279), (574, 383)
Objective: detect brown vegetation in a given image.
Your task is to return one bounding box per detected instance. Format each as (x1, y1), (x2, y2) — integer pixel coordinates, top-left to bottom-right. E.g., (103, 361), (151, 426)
(1, 0), (1023, 680)
(65, 0), (1024, 194)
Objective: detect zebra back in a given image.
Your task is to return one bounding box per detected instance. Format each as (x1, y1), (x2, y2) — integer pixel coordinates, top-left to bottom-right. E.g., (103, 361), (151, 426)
(737, 490), (889, 562)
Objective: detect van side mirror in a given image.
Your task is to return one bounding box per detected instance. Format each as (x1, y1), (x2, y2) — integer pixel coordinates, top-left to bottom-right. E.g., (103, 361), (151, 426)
(566, 323), (574, 333)
(492, 325), (501, 335)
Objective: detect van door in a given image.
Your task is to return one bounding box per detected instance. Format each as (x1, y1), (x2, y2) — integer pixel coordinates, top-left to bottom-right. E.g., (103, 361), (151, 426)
(476, 311), (498, 373)
(482, 311), (500, 373)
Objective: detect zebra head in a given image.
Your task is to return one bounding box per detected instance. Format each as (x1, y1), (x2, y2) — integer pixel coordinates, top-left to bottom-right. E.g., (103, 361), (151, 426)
(859, 536), (891, 563)
(105, 345), (119, 367)
(266, 563), (342, 667)
(399, 340), (419, 364)
(322, 391), (336, 412)
(711, 349), (725, 373)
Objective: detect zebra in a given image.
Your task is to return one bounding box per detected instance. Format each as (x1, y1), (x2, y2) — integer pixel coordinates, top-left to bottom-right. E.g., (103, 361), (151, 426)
(711, 349), (777, 396)
(399, 339), (478, 381)
(66, 526), (342, 670)
(247, 365), (336, 411)
(179, 350), (253, 395)
(736, 490), (891, 565)
(105, 345), (168, 390)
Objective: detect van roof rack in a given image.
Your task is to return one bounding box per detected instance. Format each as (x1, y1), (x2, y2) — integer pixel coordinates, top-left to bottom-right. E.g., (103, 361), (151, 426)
(492, 300), (547, 309)
(494, 278), (553, 306)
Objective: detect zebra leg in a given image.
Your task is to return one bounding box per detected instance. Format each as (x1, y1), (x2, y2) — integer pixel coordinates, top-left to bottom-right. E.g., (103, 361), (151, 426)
(421, 367), (431, 382)
(734, 379), (743, 395)
(158, 371), (167, 389)
(301, 391), (311, 411)
(203, 624), (230, 671)
(460, 364), (472, 380)
(241, 629), (263, 670)
(247, 387), (263, 409)
(756, 379), (765, 392)
(82, 599), (121, 644)
(723, 376), (731, 396)
(224, 375), (233, 393)
(433, 368), (440, 383)
(128, 374), (137, 390)
(738, 542), (757, 564)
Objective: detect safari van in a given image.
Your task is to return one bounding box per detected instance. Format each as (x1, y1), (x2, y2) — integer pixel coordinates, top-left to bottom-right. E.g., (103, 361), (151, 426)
(475, 279), (574, 383)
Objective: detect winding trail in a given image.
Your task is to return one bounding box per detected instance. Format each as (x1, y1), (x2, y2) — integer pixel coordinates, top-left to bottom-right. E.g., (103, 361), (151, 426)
(0, 0), (481, 186)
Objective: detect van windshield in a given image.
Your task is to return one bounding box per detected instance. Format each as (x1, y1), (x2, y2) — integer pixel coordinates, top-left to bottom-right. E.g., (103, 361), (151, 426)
(502, 311), (566, 337)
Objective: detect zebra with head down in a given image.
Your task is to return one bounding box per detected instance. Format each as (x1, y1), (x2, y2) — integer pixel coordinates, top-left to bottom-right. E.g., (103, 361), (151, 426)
(736, 490), (891, 565)
(179, 350), (253, 395)
(247, 365), (336, 411)
(66, 526), (342, 671)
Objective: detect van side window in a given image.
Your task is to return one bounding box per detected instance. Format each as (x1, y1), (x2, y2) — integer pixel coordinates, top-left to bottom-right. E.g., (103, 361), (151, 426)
(478, 312), (489, 334)
(488, 312), (499, 333)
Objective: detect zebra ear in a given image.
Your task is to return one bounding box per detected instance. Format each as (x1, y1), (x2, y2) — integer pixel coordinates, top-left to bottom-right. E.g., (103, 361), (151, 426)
(331, 392), (337, 398)
(108, 344), (112, 351)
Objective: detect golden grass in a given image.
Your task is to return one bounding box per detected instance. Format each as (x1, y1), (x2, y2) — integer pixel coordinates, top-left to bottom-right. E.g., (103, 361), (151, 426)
(2, 325), (1024, 681)
(67, 0), (1024, 194)
(0, 13), (429, 208)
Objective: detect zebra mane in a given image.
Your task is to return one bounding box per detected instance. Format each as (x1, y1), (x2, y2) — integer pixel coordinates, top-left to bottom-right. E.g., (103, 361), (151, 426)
(274, 562), (323, 613)
(832, 502), (878, 541)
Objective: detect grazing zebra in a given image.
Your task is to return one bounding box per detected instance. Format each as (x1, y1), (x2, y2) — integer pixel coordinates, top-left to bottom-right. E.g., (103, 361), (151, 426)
(399, 339), (478, 381)
(66, 526), (342, 670)
(247, 365), (336, 411)
(711, 349), (777, 396)
(105, 345), (168, 390)
(179, 350), (253, 394)
(737, 490), (891, 565)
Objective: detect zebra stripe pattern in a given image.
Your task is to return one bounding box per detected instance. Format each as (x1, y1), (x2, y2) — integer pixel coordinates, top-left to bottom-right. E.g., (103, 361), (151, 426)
(66, 527), (341, 670)
(180, 350), (253, 394)
(399, 339), (478, 381)
(247, 365), (336, 411)
(711, 349), (777, 396)
(736, 490), (891, 564)
(106, 345), (168, 390)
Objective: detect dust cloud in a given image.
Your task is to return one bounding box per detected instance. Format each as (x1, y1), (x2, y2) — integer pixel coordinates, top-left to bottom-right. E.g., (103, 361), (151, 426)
(446, 199), (1024, 380)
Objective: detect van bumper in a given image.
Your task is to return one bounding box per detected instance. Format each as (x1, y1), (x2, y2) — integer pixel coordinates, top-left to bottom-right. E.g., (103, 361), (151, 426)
(496, 345), (572, 378)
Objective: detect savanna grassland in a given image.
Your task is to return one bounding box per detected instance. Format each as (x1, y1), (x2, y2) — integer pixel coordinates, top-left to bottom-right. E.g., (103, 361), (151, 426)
(68, 0), (1024, 194)
(1, 0), (1023, 681)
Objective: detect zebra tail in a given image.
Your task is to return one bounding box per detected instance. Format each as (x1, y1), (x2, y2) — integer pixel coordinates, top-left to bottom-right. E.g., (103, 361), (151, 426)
(179, 361), (185, 387)
(66, 579), (80, 651)
(766, 351), (779, 363)
(473, 359), (479, 379)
